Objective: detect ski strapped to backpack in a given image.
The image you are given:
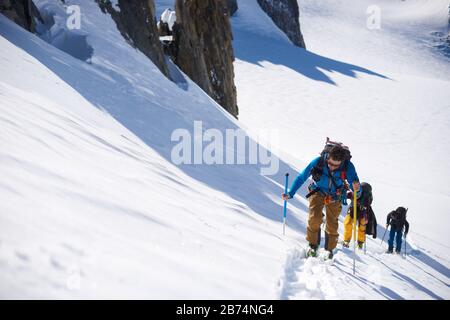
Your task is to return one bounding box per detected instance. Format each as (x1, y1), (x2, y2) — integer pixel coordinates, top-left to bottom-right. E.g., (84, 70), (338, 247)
(307, 137), (352, 205)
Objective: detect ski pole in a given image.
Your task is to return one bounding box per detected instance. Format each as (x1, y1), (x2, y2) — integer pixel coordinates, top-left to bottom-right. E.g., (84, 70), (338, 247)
(352, 189), (357, 275)
(380, 226), (388, 245)
(403, 208), (409, 259)
(283, 173), (289, 235)
(404, 234), (407, 259)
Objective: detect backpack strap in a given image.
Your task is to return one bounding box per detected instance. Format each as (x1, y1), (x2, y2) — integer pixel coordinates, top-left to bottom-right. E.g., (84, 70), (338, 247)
(311, 154), (326, 182)
(340, 160), (348, 180)
(340, 160), (349, 189)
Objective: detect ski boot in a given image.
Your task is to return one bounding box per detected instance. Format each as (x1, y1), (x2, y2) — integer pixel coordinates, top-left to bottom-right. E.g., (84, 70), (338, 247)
(306, 245), (318, 258)
(386, 248), (393, 254)
(357, 241), (364, 249)
(342, 240), (350, 248)
(325, 250), (334, 260)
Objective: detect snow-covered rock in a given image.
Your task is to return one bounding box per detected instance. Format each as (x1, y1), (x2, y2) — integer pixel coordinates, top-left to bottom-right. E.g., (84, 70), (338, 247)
(160, 8), (176, 31)
(96, 0), (169, 77)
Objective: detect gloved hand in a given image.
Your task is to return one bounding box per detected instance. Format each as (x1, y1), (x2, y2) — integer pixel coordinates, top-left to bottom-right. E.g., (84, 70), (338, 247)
(282, 193), (292, 201)
(352, 181), (360, 192)
(356, 188), (363, 199)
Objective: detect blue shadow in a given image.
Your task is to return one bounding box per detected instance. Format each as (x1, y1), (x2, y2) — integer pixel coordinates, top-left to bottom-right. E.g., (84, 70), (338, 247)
(233, 29), (390, 85)
(378, 259), (444, 300)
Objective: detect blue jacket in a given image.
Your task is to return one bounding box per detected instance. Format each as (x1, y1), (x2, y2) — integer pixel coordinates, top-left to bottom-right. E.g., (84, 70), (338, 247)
(288, 156), (359, 199)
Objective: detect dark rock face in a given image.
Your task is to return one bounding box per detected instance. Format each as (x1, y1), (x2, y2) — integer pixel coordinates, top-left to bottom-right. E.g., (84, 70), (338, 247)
(257, 0), (306, 48)
(170, 0), (238, 118)
(0, 0), (42, 32)
(446, 13), (450, 56)
(96, 0), (169, 78)
(227, 0), (238, 16)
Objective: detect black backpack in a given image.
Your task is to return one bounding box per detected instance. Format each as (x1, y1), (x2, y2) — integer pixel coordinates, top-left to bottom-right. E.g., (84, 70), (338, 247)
(360, 182), (373, 207)
(393, 207), (407, 222)
(392, 207), (406, 222)
(348, 182), (378, 238)
(349, 182), (373, 211)
(389, 207), (408, 230)
(363, 184), (377, 238)
(310, 137), (352, 183)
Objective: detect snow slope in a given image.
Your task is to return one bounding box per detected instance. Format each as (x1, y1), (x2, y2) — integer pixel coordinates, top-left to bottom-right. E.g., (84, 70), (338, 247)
(234, 0), (450, 250)
(0, 0), (449, 299)
(233, 0), (450, 299)
(0, 1), (299, 299)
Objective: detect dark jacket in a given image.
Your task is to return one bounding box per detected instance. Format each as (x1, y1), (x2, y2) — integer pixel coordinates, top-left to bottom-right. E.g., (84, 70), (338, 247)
(387, 209), (409, 234)
(347, 191), (377, 238)
(366, 206), (378, 238)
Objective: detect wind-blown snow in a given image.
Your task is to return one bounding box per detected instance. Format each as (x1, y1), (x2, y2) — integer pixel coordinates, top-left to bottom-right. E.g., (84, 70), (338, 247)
(0, 0), (449, 299)
(160, 8), (176, 31)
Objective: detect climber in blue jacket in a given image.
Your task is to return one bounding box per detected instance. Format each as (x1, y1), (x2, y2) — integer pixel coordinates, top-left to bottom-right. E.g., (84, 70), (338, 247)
(282, 144), (360, 258)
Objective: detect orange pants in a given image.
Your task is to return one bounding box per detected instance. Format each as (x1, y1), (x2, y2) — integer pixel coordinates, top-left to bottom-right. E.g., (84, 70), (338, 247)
(306, 193), (342, 251)
(343, 213), (367, 243)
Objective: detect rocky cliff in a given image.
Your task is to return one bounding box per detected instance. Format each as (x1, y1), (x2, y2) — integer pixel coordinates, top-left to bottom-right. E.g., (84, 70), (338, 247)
(227, 0), (238, 16)
(257, 0), (306, 48)
(96, 0), (169, 78)
(0, 0), (42, 32)
(447, 5), (450, 44)
(170, 0), (238, 118)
